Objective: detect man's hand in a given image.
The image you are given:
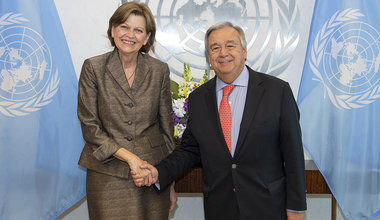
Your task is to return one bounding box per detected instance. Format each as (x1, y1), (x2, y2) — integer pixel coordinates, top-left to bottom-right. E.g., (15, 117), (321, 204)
(113, 148), (153, 186)
(169, 182), (177, 212)
(131, 163), (158, 187)
(287, 211), (304, 220)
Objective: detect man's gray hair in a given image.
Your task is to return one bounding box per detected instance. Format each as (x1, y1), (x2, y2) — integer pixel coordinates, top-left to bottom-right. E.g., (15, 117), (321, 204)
(204, 21), (247, 58)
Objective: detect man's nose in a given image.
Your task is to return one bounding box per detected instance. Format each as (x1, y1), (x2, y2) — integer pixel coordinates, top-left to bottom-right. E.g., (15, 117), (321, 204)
(218, 45), (229, 56)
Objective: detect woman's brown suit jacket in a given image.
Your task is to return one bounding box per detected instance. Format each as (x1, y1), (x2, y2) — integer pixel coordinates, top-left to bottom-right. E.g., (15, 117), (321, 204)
(77, 49), (175, 178)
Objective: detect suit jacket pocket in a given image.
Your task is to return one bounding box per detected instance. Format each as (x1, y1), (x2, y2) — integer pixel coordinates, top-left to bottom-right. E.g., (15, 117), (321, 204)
(141, 134), (169, 166)
(147, 134), (166, 148)
(267, 176), (285, 195)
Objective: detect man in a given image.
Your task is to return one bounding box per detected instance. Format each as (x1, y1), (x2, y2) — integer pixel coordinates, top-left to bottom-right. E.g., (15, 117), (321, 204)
(133, 21), (306, 220)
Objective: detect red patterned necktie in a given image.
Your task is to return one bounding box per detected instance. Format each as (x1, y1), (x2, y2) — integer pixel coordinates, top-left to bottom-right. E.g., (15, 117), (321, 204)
(219, 85), (235, 153)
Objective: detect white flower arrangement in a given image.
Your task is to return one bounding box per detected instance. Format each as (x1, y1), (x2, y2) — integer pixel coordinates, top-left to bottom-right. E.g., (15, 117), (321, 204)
(171, 64), (208, 141)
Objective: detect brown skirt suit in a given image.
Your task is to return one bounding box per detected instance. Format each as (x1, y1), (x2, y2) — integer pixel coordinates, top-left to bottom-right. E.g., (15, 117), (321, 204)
(77, 49), (175, 219)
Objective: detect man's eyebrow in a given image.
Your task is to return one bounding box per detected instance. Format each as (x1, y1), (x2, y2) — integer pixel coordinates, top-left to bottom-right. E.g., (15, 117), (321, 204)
(226, 40), (238, 44)
(209, 40), (237, 46)
(209, 43), (219, 47)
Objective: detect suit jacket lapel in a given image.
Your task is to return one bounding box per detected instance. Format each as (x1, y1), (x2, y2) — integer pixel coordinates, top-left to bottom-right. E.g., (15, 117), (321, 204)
(131, 53), (149, 93)
(106, 49), (134, 100)
(235, 67), (265, 156)
(205, 78), (219, 128)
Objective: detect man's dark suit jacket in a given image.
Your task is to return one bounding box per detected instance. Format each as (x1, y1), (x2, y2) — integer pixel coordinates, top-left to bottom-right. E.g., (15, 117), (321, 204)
(156, 66), (307, 220)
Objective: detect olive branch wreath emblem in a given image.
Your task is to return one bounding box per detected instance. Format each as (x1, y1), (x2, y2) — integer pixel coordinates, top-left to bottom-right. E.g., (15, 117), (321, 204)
(0, 12), (60, 117)
(256, 0), (300, 76)
(309, 8), (380, 109)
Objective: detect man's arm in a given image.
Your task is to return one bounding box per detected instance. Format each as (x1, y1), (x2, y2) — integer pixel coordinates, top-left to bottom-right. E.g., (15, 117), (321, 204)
(131, 134), (201, 190)
(133, 93), (202, 189)
(280, 83), (307, 211)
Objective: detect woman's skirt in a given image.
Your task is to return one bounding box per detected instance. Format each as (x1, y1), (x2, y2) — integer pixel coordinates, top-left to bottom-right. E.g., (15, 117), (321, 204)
(86, 169), (170, 220)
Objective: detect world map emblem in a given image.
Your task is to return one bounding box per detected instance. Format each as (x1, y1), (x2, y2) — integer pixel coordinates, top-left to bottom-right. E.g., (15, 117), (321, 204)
(0, 13), (59, 117)
(123, 0), (300, 82)
(309, 9), (380, 109)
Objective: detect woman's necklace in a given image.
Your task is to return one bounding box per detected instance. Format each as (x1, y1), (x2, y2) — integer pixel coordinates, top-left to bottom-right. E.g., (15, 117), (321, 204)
(127, 69), (136, 81)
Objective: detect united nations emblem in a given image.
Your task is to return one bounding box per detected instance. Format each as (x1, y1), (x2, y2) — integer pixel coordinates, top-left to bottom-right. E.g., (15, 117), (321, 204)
(123, 0), (300, 82)
(309, 9), (380, 109)
(0, 13), (59, 117)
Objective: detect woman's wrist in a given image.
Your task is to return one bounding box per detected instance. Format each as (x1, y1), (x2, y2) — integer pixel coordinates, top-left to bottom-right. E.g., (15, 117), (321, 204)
(114, 148), (136, 164)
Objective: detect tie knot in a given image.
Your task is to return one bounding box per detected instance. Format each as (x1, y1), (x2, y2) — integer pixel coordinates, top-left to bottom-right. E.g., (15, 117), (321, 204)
(223, 85), (235, 96)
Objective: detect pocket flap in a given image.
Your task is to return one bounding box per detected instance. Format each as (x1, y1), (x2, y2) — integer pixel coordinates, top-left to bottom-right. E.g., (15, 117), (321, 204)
(267, 176), (285, 195)
(147, 134), (166, 148)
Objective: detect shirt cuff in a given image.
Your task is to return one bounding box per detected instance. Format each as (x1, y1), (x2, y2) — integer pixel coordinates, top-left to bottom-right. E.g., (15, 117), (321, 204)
(155, 182), (161, 190)
(287, 209), (305, 213)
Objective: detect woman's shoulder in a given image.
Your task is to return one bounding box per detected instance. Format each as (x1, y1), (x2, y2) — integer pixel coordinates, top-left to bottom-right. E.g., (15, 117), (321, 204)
(82, 51), (118, 72)
(139, 52), (167, 67)
(85, 51), (114, 63)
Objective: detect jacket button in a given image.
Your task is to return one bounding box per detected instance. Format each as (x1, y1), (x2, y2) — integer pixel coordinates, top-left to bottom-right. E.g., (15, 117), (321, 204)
(232, 164), (237, 169)
(126, 136), (132, 141)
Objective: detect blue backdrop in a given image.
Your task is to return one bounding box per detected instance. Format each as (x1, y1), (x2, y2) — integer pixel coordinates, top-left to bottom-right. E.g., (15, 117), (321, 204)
(0, 0), (86, 219)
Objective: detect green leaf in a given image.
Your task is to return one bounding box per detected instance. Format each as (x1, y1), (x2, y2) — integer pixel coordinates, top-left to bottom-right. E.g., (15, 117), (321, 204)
(200, 68), (209, 84)
(170, 80), (179, 99)
(183, 63), (193, 82)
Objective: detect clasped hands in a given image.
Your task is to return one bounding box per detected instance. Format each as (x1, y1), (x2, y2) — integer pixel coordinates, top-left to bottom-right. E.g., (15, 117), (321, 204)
(131, 162), (158, 187)
(113, 149), (158, 187)
(130, 158), (178, 212)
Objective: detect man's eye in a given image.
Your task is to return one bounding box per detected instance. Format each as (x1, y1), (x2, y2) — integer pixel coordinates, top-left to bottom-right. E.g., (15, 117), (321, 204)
(226, 44), (236, 49)
(211, 46), (220, 52)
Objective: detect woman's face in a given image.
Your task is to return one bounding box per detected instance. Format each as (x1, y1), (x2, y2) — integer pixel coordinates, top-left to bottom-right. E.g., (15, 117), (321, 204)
(111, 13), (151, 57)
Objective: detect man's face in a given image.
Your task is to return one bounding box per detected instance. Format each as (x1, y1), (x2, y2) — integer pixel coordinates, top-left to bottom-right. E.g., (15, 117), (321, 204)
(207, 26), (247, 81)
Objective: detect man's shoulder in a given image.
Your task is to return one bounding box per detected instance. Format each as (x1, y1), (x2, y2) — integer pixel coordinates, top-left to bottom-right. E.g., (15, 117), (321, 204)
(191, 77), (215, 97)
(249, 68), (288, 88)
(248, 66), (284, 81)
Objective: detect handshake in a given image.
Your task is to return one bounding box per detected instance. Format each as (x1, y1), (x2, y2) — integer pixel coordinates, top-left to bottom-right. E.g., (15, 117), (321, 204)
(131, 160), (178, 212)
(131, 162), (159, 187)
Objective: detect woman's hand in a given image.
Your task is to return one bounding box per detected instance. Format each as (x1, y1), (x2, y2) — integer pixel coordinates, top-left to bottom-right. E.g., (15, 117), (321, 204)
(132, 163), (158, 187)
(127, 155), (153, 186)
(114, 148), (153, 186)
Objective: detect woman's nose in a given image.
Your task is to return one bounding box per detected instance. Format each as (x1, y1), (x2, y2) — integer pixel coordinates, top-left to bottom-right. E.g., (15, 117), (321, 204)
(124, 29), (135, 38)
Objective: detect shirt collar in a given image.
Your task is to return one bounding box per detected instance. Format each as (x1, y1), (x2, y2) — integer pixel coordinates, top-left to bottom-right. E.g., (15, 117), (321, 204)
(216, 65), (249, 91)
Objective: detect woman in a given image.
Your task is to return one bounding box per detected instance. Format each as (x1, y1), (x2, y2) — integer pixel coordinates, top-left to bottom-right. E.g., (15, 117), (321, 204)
(77, 2), (177, 219)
